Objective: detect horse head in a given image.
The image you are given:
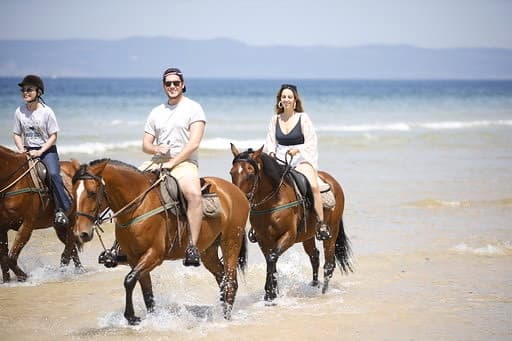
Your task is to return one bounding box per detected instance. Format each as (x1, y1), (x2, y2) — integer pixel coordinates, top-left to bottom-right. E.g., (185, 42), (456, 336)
(229, 143), (265, 199)
(72, 159), (109, 243)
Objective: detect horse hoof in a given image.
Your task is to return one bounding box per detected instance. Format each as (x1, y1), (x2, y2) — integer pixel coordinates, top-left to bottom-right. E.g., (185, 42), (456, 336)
(127, 316), (141, 325)
(310, 280), (320, 287)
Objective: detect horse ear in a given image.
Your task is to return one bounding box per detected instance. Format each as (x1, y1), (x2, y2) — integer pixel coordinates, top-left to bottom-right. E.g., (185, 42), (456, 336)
(230, 142), (240, 156)
(253, 145), (264, 158)
(70, 158), (81, 171)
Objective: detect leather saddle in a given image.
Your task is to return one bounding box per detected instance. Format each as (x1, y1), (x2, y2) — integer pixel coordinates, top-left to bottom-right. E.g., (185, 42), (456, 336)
(157, 170), (222, 218)
(28, 158), (51, 208)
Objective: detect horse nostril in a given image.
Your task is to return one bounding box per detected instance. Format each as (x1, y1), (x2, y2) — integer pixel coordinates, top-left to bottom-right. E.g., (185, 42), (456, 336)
(80, 231), (92, 242)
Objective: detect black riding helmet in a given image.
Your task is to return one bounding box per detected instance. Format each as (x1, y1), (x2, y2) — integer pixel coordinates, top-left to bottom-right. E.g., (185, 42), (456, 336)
(18, 75), (45, 94)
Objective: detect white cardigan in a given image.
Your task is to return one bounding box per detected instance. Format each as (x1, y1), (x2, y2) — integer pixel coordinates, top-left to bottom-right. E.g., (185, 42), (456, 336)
(263, 112), (319, 170)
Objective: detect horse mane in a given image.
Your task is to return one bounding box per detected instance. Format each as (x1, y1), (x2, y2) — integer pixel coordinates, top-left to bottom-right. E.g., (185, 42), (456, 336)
(89, 158), (142, 174)
(259, 152), (290, 188)
(72, 158), (143, 183)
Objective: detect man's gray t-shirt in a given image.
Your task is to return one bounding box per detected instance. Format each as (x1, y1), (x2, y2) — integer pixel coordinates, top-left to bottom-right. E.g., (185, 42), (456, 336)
(13, 104), (59, 147)
(144, 97), (206, 165)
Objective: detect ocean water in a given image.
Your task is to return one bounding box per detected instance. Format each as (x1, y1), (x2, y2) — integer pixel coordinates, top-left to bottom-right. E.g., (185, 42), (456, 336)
(1, 78), (511, 339)
(1, 78), (511, 247)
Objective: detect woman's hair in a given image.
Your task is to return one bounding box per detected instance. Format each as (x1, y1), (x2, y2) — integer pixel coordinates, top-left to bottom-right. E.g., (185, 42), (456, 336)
(274, 84), (304, 114)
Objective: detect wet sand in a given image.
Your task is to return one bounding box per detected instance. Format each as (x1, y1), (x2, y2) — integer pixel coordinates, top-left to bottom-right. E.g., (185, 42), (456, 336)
(1, 225), (510, 341)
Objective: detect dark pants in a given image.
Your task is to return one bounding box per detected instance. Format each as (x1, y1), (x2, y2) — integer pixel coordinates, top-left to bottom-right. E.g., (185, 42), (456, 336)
(26, 145), (71, 212)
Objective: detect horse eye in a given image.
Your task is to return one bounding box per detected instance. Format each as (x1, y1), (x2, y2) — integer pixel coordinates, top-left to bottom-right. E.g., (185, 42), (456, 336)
(87, 191), (97, 198)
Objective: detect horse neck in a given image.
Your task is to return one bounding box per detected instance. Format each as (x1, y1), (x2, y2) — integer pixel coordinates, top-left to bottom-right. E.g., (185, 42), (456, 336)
(0, 147), (29, 186)
(101, 164), (155, 212)
(253, 172), (285, 206)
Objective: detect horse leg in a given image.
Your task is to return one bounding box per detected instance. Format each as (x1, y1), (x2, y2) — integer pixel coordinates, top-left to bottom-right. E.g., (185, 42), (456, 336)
(123, 248), (164, 324)
(138, 272), (155, 313)
(123, 268), (142, 325)
(264, 250), (279, 302)
(219, 233), (245, 320)
(0, 230), (10, 282)
(7, 224), (33, 281)
(322, 239), (337, 294)
(322, 218), (353, 294)
(201, 241), (225, 294)
(302, 238), (320, 287)
(54, 225), (82, 269)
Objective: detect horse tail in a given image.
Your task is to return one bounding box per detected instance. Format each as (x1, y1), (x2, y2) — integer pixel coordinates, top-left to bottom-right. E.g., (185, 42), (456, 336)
(237, 231), (248, 275)
(335, 218), (353, 274)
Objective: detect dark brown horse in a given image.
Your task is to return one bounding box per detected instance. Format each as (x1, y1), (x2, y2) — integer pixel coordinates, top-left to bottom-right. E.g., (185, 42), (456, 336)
(230, 144), (352, 302)
(72, 159), (249, 324)
(0, 145), (82, 282)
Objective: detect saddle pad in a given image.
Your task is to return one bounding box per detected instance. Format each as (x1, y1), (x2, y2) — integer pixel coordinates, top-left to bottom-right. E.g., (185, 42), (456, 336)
(318, 176), (330, 192)
(321, 190), (336, 209)
(160, 175), (222, 218)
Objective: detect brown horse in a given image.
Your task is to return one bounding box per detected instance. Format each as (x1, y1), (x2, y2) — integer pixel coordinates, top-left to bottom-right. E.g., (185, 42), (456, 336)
(230, 144), (352, 302)
(0, 145), (82, 282)
(72, 159), (249, 324)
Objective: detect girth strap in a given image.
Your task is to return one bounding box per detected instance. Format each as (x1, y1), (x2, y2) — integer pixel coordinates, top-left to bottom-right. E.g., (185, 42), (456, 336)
(115, 201), (179, 228)
(250, 198), (305, 216)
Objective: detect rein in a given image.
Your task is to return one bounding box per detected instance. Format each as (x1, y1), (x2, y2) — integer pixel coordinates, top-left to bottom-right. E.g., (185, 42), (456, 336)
(0, 158), (45, 199)
(75, 168), (168, 228)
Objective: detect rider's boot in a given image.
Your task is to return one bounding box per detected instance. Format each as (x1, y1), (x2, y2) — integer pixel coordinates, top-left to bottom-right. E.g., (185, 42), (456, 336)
(183, 245), (201, 267)
(315, 221), (332, 241)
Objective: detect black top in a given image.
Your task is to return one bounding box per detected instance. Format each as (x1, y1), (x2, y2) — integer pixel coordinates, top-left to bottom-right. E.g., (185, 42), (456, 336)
(276, 115), (305, 146)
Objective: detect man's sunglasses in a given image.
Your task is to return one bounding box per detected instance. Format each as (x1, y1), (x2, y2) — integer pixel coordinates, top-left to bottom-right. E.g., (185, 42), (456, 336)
(164, 81), (182, 87)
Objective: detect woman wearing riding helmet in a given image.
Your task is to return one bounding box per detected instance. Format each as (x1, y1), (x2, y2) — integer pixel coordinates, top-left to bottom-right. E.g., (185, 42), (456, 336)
(13, 74), (71, 227)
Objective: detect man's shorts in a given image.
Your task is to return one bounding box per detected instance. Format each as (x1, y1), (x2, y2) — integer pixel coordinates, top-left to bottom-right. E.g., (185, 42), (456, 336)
(138, 160), (199, 180)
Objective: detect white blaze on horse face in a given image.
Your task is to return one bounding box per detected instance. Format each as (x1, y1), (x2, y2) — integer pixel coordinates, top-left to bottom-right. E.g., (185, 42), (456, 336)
(76, 181), (85, 210)
(238, 165), (243, 174)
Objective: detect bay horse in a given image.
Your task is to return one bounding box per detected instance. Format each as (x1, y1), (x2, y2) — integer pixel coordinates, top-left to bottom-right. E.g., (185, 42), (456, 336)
(72, 159), (249, 324)
(0, 145), (82, 282)
(230, 144), (352, 302)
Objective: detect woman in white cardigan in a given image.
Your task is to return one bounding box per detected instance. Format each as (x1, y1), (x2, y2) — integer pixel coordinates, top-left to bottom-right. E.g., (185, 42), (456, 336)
(262, 84), (331, 241)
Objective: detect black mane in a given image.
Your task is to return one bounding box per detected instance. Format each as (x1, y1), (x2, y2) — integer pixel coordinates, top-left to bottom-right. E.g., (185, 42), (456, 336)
(259, 153), (290, 188)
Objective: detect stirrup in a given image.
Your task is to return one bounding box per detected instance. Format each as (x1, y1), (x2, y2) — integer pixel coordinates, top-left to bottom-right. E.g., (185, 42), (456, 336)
(316, 221), (332, 241)
(98, 243), (128, 268)
(98, 249), (118, 268)
(183, 245), (201, 267)
(248, 227), (257, 243)
(54, 210), (69, 227)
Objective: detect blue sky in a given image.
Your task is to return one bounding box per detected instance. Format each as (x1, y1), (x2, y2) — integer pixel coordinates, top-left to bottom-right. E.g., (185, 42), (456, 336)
(1, 0), (511, 48)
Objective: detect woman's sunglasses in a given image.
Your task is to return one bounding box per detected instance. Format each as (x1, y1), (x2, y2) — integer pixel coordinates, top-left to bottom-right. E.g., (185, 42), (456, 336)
(281, 83), (297, 91)
(20, 87), (36, 93)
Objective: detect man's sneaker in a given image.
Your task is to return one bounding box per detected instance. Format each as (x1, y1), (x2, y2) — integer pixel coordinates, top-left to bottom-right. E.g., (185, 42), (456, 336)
(54, 210), (69, 227)
(315, 221), (332, 241)
(183, 245), (201, 267)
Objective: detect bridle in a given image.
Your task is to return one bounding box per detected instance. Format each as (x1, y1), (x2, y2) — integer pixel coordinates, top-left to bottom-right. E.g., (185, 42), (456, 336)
(232, 151), (290, 209)
(73, 169), (110, 226)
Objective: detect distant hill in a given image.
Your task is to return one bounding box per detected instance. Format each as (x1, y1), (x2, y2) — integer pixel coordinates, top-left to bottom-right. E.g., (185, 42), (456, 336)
(1, 37), (511, 79)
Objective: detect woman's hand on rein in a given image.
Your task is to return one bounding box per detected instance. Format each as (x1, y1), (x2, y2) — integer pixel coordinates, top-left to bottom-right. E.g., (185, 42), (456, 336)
(287, 149), (300, 157)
